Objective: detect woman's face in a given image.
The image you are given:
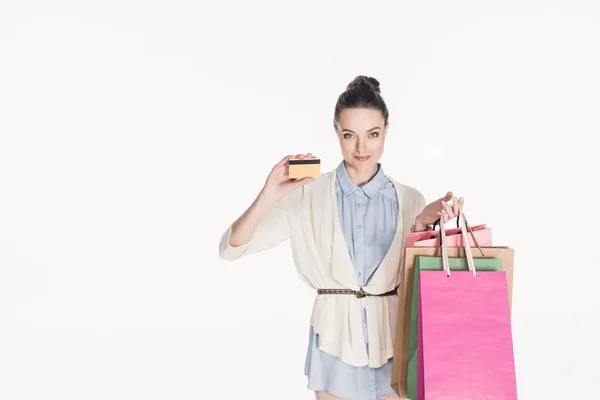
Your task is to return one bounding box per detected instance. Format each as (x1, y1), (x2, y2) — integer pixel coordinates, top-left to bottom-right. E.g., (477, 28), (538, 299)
(335, 107), (388, 173)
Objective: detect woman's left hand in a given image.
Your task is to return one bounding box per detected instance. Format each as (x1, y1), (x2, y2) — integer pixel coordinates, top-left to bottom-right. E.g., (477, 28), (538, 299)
(415, 191), (464, 230)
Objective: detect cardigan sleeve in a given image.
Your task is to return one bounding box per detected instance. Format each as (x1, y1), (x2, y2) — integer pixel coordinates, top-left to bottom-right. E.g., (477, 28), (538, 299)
(414, 190), (426, 218)
(218, 197), (290, 260)
(400, 185), (427, 237)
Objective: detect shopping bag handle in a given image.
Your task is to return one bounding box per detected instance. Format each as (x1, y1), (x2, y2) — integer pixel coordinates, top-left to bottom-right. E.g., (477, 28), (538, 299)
(458, 212), (484, 255)
(441, 210), (478, 277)
(432, 215), (458, 230)
(434, 212), (484, 257)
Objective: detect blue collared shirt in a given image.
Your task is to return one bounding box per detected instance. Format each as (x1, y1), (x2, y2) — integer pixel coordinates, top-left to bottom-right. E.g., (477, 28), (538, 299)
(304, 160), (399, 400)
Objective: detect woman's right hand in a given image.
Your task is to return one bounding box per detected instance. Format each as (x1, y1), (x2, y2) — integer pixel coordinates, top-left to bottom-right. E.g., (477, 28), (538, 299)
(260, 153), (316, 202)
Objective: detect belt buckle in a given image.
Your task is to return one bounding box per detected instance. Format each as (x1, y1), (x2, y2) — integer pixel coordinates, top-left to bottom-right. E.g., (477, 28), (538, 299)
(355, 289), (367, 298)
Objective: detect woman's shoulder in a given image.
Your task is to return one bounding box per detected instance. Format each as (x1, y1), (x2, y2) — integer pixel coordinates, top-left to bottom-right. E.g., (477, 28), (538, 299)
(386, 177), (426, 213)
(384, 174), (425, 201)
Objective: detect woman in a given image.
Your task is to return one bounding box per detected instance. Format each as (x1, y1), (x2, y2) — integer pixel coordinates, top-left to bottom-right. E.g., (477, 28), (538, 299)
(219, 76), (463, 400)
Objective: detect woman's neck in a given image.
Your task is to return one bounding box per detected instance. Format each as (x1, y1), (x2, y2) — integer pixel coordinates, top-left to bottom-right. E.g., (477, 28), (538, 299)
(344, 161), (379, 187)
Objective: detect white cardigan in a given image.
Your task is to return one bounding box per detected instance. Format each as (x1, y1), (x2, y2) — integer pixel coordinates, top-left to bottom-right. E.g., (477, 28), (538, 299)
(219, 168), (425, 368)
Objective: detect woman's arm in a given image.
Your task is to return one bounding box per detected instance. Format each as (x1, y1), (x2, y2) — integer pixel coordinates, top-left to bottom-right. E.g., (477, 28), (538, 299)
(218, 190), (288, 260)
(218, 153), (315, 260)
(228, 191), (281, 248)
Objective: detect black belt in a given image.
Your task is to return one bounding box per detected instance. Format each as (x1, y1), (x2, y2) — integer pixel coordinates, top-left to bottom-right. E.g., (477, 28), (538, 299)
(317, 287), (398, 299)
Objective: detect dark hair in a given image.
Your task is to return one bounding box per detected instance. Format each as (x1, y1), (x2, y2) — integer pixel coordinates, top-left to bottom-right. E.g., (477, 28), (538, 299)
(333, 75), (389, 127)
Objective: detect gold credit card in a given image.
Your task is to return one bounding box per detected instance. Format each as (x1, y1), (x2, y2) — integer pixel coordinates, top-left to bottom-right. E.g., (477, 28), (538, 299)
(288, 158), (320, 178)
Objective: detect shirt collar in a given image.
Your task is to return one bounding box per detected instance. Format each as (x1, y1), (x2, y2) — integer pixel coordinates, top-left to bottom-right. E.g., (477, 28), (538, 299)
(335, 160), (387, 199)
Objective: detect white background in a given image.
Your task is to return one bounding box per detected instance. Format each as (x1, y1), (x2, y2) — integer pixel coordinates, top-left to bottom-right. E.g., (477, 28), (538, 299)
(1, 1), (599, 399)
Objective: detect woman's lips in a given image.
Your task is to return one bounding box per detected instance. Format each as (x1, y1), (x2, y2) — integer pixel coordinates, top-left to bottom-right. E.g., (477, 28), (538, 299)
(354, 155), (370, 161)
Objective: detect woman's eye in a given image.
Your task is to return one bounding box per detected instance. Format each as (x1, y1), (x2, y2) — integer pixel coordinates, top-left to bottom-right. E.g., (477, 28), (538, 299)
(343, 132), (378, 139)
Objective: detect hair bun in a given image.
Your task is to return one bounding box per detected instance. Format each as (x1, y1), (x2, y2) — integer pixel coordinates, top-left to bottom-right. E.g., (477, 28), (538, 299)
(347, 75), (381, 93)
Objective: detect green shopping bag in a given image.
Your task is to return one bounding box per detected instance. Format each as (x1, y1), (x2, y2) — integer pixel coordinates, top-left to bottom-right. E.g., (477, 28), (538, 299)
(405, 255), (503, 399)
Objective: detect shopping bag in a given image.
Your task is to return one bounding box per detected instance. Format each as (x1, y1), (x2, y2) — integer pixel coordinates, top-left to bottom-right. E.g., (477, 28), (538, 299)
(406, 215), (490, 247)
(392, 226), (515, 398)
(417, 212), (518, 399)
(405, 255), (503, 400)
(406, 224), (491, 247)
(405, 216), (501, 399)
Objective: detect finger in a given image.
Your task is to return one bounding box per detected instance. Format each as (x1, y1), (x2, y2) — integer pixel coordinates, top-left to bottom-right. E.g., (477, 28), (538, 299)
(443, 201), (457, 220)
(441, 200), (453, 216)
(438, 209), (446, 222)
(280, 155), (295, 176)
(452, 196), (459, 215)
(436, 191), (453, 204)
(295, 153), (304, 160)
(305, 153), (313, 158)
(441, 209), (449, 224)
(277, 154), (294, 166)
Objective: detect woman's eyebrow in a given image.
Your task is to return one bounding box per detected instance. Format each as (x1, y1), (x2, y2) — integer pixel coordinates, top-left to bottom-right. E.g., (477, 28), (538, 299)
(341, 127), (381, 133)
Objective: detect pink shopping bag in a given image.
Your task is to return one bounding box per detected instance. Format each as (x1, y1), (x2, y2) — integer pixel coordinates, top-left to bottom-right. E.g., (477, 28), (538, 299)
(407, 224), (492, 247)
(417, 211), (517, 399)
